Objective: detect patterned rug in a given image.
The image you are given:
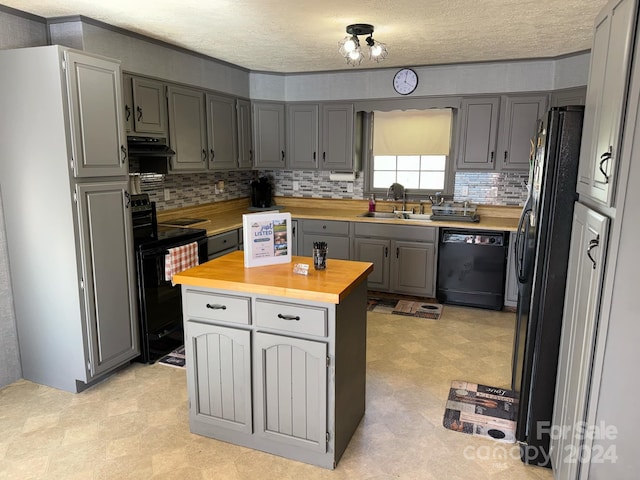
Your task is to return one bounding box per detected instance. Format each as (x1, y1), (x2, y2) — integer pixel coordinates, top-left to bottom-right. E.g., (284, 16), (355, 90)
(367, 295), (443, 320)
(442, 381), (518, 443)
(158, 345), (186, 369)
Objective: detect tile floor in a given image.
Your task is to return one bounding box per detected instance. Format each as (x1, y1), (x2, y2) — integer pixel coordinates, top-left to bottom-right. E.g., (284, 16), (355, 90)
(0, 304), (554, 480)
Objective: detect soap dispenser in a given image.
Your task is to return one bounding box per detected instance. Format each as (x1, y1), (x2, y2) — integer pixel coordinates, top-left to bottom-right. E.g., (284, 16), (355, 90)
(368, 194), (376, 212)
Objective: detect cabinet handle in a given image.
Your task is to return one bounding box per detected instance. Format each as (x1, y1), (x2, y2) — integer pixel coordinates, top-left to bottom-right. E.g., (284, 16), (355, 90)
(504, 150), (508, 161)
(136, 106), (143, 121)
(120, 145), (127, 163)
(277, 313), (300, 321)
(323, 152), (326, 162)
(281, 150), (285, 161)
(206, 303), (227, 310)
(396, 247), (399, 259)
(249, 149), (253, 161)
(599, 148), (612, 184)
(124, 191), (131, 207)
(586, 235), (600, 270)
(210, 149), (215, 160)
(313, 151), (316, 160)
(385, 246), (388, 257)
(202, 149), (207, 161)
(490, 151), (494, 163)
(124, 105), (131, 121)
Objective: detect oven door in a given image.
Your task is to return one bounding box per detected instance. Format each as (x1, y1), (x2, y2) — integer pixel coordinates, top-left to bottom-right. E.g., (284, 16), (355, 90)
(136, 237), (206, 362)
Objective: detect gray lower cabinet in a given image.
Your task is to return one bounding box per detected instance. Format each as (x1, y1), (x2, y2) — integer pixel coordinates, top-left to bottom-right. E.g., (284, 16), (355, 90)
(551, 203), (609, 480)
(207, 230), (239, 260)
(0, 46), (139, 393)
(299, 220), (351, 260)
(354, 223), (437, 297)
(182, 282), (367, 469)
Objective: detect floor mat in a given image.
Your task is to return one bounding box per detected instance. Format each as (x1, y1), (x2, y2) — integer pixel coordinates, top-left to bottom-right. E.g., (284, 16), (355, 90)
(158, 345), (186, 369)
(367, 295), (442, 320)
(442, 380), (518, 443)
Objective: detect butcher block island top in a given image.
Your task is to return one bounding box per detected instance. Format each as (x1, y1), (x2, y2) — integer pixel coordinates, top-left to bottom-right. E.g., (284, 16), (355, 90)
(173, 250), (373, 304)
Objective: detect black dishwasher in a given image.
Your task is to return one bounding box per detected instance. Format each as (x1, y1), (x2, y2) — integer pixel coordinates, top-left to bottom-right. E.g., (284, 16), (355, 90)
(436, 229), (508, 310)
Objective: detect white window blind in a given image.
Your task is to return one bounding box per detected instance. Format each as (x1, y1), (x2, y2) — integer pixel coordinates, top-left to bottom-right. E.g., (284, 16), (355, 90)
(372, 109), (452, 155)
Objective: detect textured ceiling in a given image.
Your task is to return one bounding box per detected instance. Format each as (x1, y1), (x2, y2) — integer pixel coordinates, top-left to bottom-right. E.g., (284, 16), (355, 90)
(4, 0), (609, 73)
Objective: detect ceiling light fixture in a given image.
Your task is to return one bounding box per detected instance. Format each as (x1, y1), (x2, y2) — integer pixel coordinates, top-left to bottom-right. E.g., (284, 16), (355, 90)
(338, 24), (388, 66)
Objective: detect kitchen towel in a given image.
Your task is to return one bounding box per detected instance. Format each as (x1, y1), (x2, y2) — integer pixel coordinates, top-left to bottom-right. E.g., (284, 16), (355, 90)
(165, 242), (199, 283)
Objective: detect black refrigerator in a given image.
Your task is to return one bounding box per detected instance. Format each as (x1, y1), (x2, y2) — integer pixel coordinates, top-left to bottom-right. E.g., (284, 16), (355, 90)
(511, 106), (584, 467)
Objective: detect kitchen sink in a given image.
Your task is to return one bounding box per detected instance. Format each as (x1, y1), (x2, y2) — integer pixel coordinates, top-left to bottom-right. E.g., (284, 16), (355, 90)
(358, 211), (432, 221)
(358, 211), (399, 218)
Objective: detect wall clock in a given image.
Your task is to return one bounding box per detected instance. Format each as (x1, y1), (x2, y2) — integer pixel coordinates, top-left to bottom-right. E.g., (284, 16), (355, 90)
(393, 68), (419, 95)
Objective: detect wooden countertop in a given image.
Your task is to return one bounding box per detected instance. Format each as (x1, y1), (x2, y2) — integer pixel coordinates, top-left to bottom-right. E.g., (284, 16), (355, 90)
(157, 197), (522, 237)
(173, 250), (373, 304)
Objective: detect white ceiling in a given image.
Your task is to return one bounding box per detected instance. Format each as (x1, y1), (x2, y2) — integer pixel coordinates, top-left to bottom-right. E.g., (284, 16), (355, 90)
(4, 0), (608, 73)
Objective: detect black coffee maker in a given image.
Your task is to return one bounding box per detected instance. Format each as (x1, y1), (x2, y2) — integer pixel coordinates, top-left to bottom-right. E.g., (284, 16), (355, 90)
(250, 176), (273, 208)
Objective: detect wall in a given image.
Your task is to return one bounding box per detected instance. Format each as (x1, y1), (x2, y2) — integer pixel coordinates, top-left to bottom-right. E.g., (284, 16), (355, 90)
(0, 5), (48, 388)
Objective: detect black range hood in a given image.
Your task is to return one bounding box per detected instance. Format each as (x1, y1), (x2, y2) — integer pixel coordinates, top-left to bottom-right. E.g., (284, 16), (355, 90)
(127, 136), (176, 157)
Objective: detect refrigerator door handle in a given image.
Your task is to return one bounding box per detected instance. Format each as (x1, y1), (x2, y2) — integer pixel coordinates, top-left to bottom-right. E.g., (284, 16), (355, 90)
(515, 207), (532, 283)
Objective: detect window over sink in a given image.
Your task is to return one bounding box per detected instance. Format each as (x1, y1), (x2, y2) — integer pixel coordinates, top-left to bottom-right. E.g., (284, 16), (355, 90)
(365, 109), (454, 198)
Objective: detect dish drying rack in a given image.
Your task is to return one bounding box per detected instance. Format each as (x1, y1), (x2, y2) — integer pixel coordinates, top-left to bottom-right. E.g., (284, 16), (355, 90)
(430, 201), (480, 222)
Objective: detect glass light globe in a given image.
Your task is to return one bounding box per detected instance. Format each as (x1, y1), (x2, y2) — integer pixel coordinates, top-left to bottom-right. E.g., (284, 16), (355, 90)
(370, 44), (382, 57)
(343, 38), (356, 53)
(348, 49), (361, 60)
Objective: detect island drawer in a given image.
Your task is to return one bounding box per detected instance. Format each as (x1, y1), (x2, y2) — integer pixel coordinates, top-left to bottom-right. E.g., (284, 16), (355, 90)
(255, 299), (327, 337)
(184, 290), (251, 325)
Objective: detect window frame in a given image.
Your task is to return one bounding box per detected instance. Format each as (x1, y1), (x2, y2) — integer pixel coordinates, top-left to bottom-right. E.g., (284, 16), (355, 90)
(362, 109), (457, 199)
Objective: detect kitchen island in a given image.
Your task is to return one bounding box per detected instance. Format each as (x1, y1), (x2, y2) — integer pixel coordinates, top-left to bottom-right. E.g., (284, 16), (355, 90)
(173, 251), (373, 469)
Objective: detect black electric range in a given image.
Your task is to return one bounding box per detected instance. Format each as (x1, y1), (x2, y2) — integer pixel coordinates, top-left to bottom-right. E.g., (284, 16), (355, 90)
(131, 194), (208, 363)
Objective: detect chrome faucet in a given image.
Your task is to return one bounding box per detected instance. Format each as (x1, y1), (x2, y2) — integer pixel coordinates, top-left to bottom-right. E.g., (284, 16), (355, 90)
(387, 183), (407, 212)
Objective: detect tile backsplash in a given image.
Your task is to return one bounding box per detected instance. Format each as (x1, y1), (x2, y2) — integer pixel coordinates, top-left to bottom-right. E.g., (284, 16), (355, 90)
(136, 167), (528, 211)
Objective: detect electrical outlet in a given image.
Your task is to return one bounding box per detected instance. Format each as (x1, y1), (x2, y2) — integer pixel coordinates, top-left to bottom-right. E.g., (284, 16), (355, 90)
(460, 185), (469, 196)
(347, 183), (354, 193)
(164, 188), (170, 200)
(293, 181), (299, 191)
(490, 186), (498, 198)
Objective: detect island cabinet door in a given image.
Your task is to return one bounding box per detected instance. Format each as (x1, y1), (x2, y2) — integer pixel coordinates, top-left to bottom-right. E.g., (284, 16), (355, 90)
(185, 321), (252, 435)
(254, 332), (328, 453)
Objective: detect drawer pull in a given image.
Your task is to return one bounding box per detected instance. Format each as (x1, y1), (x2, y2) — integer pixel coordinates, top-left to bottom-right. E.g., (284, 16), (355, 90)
(277, 313), (300, 321)
(206, 303), (227, 310)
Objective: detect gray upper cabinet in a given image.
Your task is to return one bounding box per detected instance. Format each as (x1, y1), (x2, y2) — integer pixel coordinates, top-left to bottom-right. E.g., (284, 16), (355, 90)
(497, 94), (548, 171)
(550, 87), (587, 107)
(577, 0), (637, 207)
(167, 84), (208, 171)
(253, 102), (286, 169)
(64, 50), (128, 178)
(131, 76), (167, 135)
(321, 103), (355, 171)
(206, 93), (238, 170)
(287, 103), (320, 169)
(76, 181), (139, 378)
(456, 97), (500, 170)
(237, 99), (253, 169)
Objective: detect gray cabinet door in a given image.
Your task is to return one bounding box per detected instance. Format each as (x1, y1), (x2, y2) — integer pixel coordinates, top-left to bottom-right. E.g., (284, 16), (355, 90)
(253, 102), (286, 168)
(131, 77), (167, 135)
(354, 237), (390, 291)
(456, 97), (500, 170)
(551, 203), (609, 480)
(167, 85), (207, 171)
(186, 321), (252, 434)
(287, 103), (319, 169)
(237, 99), (253, 169)
(64, 51), (127, 178)
(391, 241), (435, 297)
(75, 181), (139, 378)
(577, 0), (637, 206)
(497, 95), (547, 171)
(321, 103), (354, 171)
(254, 332), (327, 453)
(206, 93), (238, 170)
